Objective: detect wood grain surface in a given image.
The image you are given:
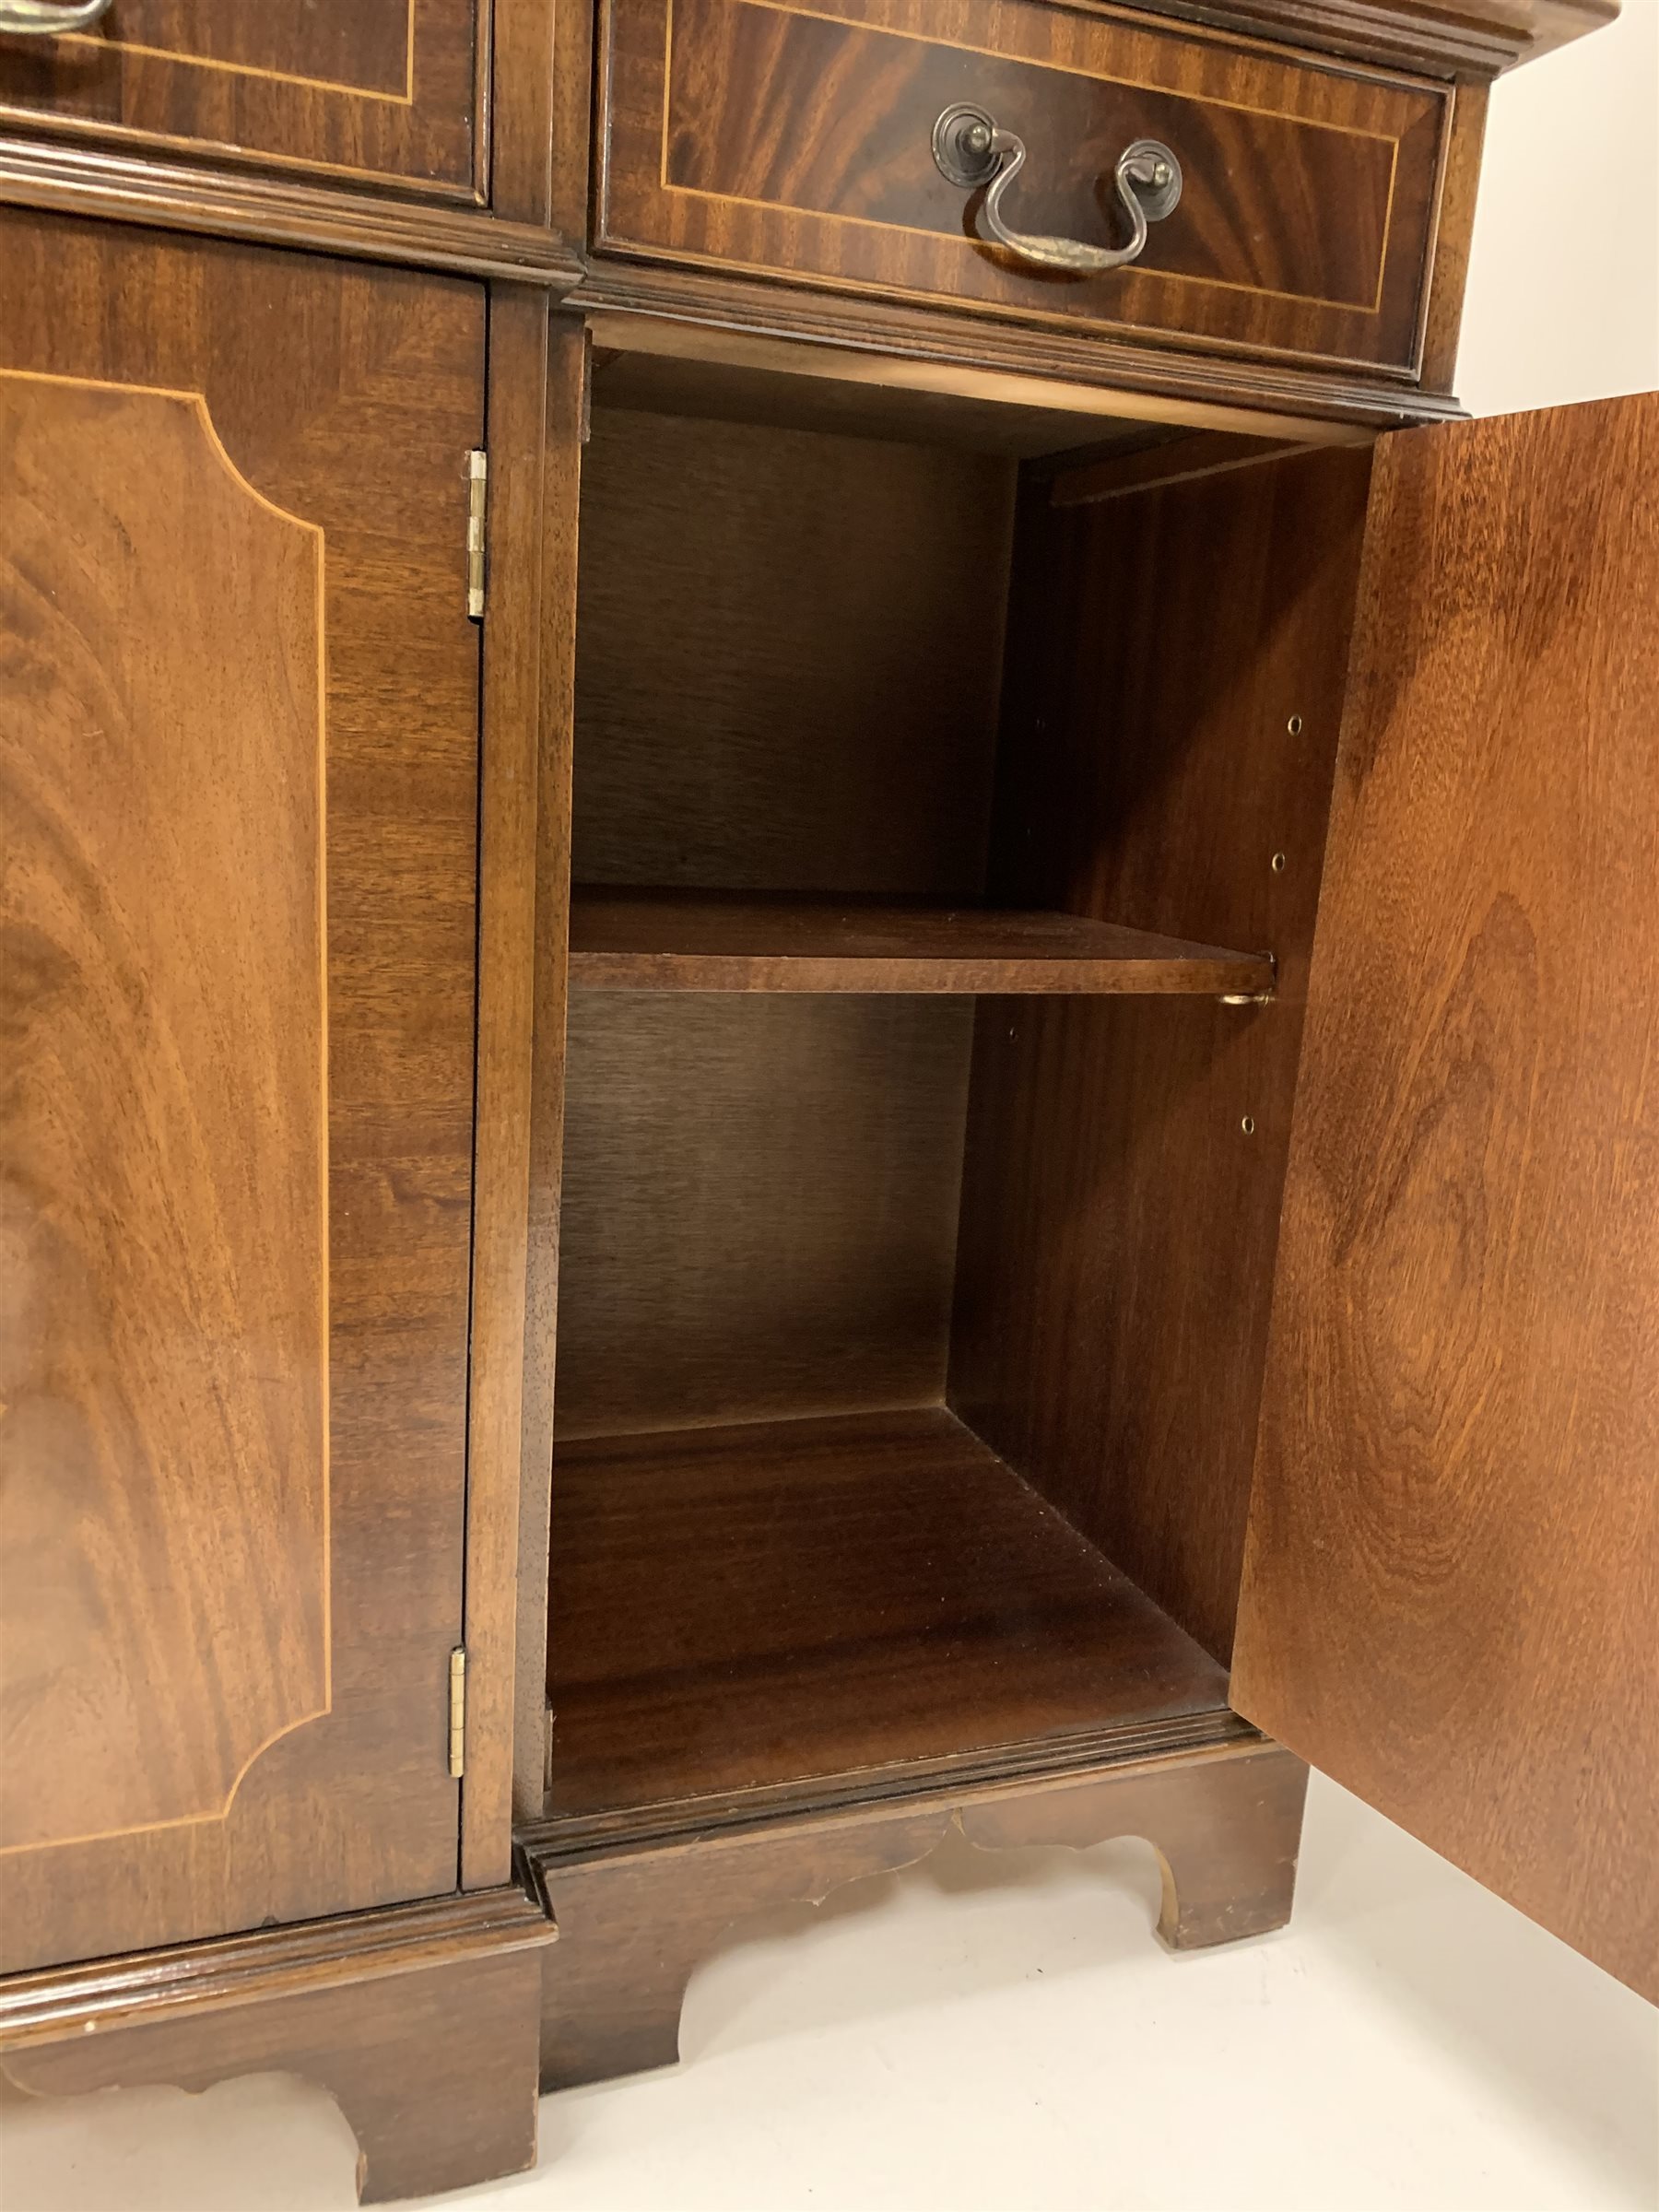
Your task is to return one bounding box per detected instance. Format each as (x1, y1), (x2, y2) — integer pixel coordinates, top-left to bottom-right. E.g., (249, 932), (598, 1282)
(0, 0), (478, 194)
(950, 442), (1372, 1664)
(573, 402), (1014, 897)
(589, 340), (1186, 456)
(569, 888), (1276, 994)
(553, 993), (975, 1435)
(0, 213), (484, 1972)
(572, 259), (1474, 434)
(0, 130), (584, 286)
(0, 374), (328, 1862)
(3, 1888), (555, 2205)
(546, 1406), (1230, 1821)
(1232, 393), (1659, 2003)
(528, 1736), (1304, 2088)
(597, 0), (1449, 374)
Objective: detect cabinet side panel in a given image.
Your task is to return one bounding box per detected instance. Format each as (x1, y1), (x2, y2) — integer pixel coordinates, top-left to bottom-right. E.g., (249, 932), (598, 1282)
(949, 445), (1371, 1663)
(1233, 394), (1659, 2002)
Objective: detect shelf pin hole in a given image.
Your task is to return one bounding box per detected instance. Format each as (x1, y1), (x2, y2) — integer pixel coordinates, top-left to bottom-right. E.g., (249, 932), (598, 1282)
(1287, 713), (1303, 735)
(1241, 1115), (1256, 1135)
(1271, 851), (1287, 873)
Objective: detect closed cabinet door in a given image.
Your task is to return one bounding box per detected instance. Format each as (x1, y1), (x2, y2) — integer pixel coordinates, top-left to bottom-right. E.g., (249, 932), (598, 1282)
(0, 0), (481, 195)
(0, 215), (485, 1972)
(1231, 391), (1659, 2004)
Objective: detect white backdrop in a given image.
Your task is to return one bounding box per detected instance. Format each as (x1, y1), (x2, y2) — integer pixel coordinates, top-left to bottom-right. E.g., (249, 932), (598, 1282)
(1458, 0), (1659, 413)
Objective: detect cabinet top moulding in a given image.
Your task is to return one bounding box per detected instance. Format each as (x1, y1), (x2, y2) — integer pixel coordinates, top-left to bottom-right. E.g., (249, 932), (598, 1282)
(1116, 0), (1616, 74)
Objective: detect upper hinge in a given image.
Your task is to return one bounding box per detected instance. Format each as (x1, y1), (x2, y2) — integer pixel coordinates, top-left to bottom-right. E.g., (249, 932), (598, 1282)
(465, 449), (487, 620)
(448, 1645), (467, 1778)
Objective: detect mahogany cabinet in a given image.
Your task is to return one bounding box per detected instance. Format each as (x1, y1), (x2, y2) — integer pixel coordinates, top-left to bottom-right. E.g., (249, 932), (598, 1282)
(1, 0), (1653, 2203)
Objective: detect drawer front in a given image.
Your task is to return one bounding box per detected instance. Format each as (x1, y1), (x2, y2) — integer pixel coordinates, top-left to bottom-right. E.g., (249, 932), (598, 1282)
(597, 0), (1452, 376)
(0, 0), (479, 194)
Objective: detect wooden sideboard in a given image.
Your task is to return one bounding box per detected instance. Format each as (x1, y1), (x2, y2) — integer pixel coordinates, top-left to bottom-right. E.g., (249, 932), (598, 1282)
(2, 0), (1652, 2201)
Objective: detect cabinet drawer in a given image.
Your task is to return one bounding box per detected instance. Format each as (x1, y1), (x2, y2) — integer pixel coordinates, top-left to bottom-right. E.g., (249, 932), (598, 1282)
(596, 0), (1452, 378)
(0, 0), (480, 194)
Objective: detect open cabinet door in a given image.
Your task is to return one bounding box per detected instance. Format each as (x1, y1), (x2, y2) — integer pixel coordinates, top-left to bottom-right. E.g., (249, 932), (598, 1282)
(1230, 392), (1659, 2003)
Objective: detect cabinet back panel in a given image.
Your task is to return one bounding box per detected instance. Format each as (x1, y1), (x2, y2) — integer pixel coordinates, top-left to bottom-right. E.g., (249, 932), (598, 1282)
(572, 406), (1016, 896)
(950, 444), (1373, 1663)
(554, 994), (974, 1437)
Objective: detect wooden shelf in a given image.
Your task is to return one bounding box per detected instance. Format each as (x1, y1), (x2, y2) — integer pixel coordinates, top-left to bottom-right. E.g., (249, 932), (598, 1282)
(569, 888), (1275, 997)
(546, 1406), (1233, 1833)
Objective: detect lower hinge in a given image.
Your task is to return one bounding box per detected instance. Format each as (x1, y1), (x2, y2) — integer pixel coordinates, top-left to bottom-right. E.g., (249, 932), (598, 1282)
(448, 1645), (467, 1779)
(465, 449), (487, 620)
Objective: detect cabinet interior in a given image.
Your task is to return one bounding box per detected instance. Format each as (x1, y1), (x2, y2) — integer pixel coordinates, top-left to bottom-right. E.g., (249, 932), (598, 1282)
(546, 347), (1376, 1835)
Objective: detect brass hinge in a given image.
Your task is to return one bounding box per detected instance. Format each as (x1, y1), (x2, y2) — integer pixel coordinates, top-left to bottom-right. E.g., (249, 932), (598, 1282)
(465, 449), (488, 620)
(448, 1645), (467, 1778)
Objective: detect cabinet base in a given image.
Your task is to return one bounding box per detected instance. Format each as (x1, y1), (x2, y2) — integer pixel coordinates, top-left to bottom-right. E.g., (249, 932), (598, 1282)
(0, 1887), (557, 2206)
(525, 1735), (1306, 2092)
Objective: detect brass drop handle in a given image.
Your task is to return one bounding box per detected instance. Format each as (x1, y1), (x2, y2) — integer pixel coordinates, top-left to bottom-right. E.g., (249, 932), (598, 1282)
(932, 103), (1182, 276)
(0, 0), (112, 30)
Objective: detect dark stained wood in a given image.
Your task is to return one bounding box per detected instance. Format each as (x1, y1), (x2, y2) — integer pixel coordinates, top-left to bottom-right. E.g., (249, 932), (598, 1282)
(0, 212), (484, 1972)
(466, 283), (551, 1882)
(950, 443), (1373, 1665)
(2, 1888), (555, 2205)
(0, 1885), (555, 2050)
(554, 994), (975, 1436)
(512, 317), (588, 1820)
(488, 0), (558, 223)
(574, 403), (1014, 897)
(590, 338), (1189, 457)
(545, 1406), (1232, 1822)
(526, 1738), (1304, 2088)
(0, 130), (584, 284)
(596, 0), (1449, 376)
(465, 300), (590, 1877)
(1232, 393), (1659, 2005)
(569, 888), (1277, 995)
(573, 261), (1472, 434)
(1049, 428), (1317, 505)
(548, 0), (597, 241)
(468, 300), (587, 1839)
(1416, 78), (1488, 395)
(1170, 0), (1613, 72)
(0, 0), (480, 195)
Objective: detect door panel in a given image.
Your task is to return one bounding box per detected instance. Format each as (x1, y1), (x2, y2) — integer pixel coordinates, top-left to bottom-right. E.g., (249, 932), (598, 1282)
(0, 215), (485, 1971)
(1, 375), (328, 1859)
(0, 0), (478, 194)
(1232, 392), (1659, 2002)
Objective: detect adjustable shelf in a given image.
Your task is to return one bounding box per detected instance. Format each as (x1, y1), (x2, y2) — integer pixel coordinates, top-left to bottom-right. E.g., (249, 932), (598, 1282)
(545, 1405), (1236, 1837)
(569, 888), (1275, 998)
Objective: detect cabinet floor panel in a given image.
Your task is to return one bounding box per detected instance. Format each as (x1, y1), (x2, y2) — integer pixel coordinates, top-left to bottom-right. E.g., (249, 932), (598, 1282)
(546, 1406), (1232, 1830)
(569, 888), (1275, 996)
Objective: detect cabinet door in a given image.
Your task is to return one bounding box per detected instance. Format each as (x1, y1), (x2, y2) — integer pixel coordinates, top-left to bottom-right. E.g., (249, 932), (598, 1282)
(0, 0), (479, 194)
(0, 216), (485, 1972)
(1231, 392), (1659, 2003)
